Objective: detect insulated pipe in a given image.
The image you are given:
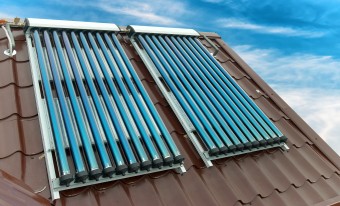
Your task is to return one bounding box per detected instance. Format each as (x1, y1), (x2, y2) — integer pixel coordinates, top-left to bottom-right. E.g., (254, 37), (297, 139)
(62, 32), (115, 177)
(192, 38), (285, 141)
(173, 36), (265, 144)
(86, 32), (146, 171)
(53, 31), (101, 180)
(151, 35), (236, 150)
(138, 35), (222, 155)
(185, 37), (276, 141)
(167, 36), (259, 146)
(157, 35), (246, 149)
(77, 32), (129, 174)
(33, 30), (73, 186)
(44, 31), (88, 182)
(88, 33), (162, 168)
(96, 33), (172, 166)
(110, 33), (184, 163)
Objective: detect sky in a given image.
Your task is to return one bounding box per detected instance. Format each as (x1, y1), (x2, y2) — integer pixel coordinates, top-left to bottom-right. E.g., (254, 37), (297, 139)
(1, 0), (339, 155)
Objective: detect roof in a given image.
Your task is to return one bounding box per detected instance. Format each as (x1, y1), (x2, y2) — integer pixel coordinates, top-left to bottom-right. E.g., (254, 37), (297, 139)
(0, 27), (339, 206)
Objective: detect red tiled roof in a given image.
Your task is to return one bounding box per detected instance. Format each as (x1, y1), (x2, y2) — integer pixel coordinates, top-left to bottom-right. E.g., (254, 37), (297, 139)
(0, 27), (339, 206)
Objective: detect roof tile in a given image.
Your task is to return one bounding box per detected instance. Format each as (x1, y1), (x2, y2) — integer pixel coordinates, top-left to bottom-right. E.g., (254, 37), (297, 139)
(178, 168), (218, 206)
(0, 60), (32, 88)
(218, 161), (258, 203)
(0, 116), (42, 157)
(0, 85), (37, 119)
(274, 118), (312, 147)
(309, 176), (339, 200)
(222, 61), (249, 80)
(198, 166), (239, 205)
(0, 152), (50, 199)
(254, 96), (289, 121)
(254, 153), (291, 192)
(237, 157), (275, 197)
(235, 77), (267, 99)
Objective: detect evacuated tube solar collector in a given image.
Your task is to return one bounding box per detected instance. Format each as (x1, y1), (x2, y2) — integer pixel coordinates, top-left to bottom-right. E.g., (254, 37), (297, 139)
(128, 25), (288, 166)
(25, 18), (185, 200)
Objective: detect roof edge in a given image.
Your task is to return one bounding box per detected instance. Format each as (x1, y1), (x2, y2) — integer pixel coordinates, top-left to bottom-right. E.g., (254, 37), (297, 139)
(0, 170), (50, 205)
(313, 195), (340, 206)
(212, 37), (340, 170)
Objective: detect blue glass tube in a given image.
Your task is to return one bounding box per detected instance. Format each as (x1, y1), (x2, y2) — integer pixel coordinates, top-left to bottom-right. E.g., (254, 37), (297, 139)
(89, 33), (162, 168)
(151, 35), (236, 150)
(62, 32), (115, 176)
(52, 31), (101, 179)
(33, 30), (73, 185)
(43, 31), (88, 181)
(166, 36), (258, 145)
(159, 35), (249, 146)
(172, 36), (264, 144)
(178, 36), (267, 141)
(84, 32), (143, 171)
(138, 34), (222, 155)
(156, 35), (247, 149)
(110, 33), (183, 163)
(192, 38), (284, 140)
(95, 33), (172, 165)
(72, 32), (127, 173)
(184, 37), (274, 142)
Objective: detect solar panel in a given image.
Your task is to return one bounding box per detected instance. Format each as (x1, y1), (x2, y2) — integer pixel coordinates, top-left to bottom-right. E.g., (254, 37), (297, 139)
(129, 25), (288, 167)
(24, 19), (185, 200)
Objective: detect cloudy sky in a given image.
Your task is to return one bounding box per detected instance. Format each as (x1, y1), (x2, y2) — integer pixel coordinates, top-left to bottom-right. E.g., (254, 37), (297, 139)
(1, 0), (339, 154)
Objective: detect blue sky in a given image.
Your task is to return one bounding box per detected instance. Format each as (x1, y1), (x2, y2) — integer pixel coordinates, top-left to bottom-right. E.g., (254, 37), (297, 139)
(1, 0), (339, 154)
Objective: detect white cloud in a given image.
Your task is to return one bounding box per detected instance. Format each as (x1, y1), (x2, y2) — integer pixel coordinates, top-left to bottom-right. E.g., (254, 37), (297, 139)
(275, 88), (340, 155)
(96, 0), (186, 26)
(233, 45), (340, 155)
(233, 45), (340, 88)
(218, 18), (326, 38)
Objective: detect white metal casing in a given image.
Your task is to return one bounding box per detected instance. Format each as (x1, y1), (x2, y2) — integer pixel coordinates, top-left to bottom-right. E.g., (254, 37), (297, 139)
(25, 18), (120, 31)
(127, 25), (199, 36)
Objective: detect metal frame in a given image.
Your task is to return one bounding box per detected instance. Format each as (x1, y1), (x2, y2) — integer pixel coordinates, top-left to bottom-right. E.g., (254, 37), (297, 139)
(26, 33), (60, 199)
(131, 36), (289, 168)
(52, 165), (185, 191)
(204, 142), (289, 161)
(26, 29), (186, 200)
